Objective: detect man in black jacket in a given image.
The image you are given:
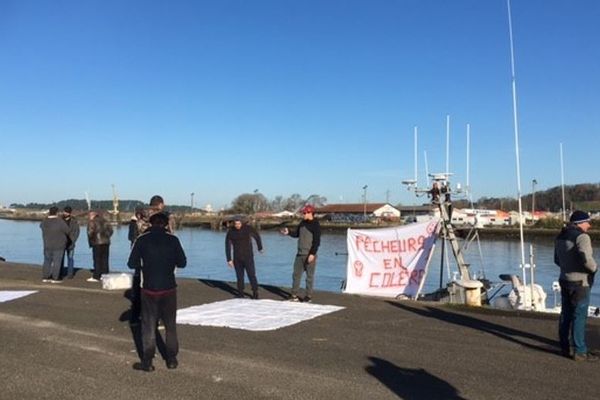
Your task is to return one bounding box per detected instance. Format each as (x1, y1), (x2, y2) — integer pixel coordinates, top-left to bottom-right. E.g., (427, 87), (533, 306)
(128, 212), (187, 372)
(281, 205), (321, 302)
(225, 216), (263, 299)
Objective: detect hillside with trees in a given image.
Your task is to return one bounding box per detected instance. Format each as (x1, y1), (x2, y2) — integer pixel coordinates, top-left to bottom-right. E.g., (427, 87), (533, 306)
(452, 183), (600, 212)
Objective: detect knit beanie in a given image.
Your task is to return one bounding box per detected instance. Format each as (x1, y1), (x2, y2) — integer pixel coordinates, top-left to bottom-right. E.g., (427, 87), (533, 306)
(569, 210), (591, 224)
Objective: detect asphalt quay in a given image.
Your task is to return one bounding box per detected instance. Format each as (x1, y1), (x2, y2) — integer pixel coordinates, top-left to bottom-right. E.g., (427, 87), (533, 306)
(0, 261), (599, 400)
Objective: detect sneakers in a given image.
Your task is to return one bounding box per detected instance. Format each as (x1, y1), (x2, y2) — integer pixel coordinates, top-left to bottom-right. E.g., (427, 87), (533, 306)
(303, 296), (312, 303)
(42, 279), (51, 283)
(49, 280), (63, 284)
(573, 352), (599, 362)
(86, 277), (100, 282)
(289, 296), (300, 302)
(252, 291), (259, 300)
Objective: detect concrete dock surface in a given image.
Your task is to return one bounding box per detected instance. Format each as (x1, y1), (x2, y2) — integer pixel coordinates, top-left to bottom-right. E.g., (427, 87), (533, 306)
(0, 261), (598, 400)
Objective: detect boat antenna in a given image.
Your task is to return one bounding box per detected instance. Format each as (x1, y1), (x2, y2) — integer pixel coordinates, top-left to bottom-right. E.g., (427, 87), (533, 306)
(507, 0), (529, 307)
(445, 115), (450, 177)
(414, 126), (418, 184)
(560, 143), (566, 222)
(466, 123), (472, 205)
(424, 150), (430, 188)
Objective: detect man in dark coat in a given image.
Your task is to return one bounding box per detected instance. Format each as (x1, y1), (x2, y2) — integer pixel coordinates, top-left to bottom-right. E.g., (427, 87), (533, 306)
(225, 216), (263, 299)
(128, 212), (187, 372)
(62, 206), (80, 279)
(40, 206), (71, 282)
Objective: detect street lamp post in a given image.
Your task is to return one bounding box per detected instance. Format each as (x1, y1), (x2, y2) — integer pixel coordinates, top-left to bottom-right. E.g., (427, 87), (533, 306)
(253, 189), (259, 214)
(362, 185), (368, 221)
(190, 192), (195, 214)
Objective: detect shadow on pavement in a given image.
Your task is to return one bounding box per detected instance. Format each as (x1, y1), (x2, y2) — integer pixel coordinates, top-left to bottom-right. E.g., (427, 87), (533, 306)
(365, 356), (467, 400)
(388, 301), (560, 355)
(198, 279), (239, 297)
(259, 284), (290, 299)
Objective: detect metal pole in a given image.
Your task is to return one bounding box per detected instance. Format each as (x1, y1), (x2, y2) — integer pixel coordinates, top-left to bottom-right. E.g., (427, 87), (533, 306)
(446, 115), (450, 175)
(466, 123), (471, 201)
(439, 236), (446, 289)
(507, 0), (528, 304)
(414, 127), (418, 184)
(560, 143), (566, 221)
(362, 185), (368, 220)
(531, 179), (537, 217)
(190, 192), (194, 213)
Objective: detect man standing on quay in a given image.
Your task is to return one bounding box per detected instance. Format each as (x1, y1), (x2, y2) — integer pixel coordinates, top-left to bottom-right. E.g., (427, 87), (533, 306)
(87, 211), (113, 282)
(225, 216), (263, 299)
(128, 212), (187, 372)
(555, 210), (597, 361)
(62, 206), (80, 279)
(40, 206), (71, 283)
(281, 204), (321, 303)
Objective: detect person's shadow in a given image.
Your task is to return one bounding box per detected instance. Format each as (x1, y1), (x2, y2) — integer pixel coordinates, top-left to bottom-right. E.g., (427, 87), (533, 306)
(199, 279), (240, 296)
(365, 357), (467, 399)
(258, 284), (290, 299)
(388, 301), (559, 354)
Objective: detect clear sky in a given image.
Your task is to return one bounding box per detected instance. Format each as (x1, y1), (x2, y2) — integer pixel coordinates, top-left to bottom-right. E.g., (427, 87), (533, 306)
(1, 0), (598, 210)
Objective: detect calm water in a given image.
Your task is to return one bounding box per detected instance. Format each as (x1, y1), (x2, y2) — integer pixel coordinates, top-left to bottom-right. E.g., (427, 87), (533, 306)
(1, 219), (598, 305)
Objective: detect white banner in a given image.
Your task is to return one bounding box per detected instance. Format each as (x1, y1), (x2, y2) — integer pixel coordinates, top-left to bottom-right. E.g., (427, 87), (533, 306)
(344, 220), (441, 299)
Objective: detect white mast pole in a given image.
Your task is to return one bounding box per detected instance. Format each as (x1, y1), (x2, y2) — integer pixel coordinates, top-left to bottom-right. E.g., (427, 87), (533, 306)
(446, 115), (450, 177)
(424, 150), (430, 187)
(466, 123), (471, 202)
(414, 126), (418, 185)
(507, 0), (528, 306)
(560, 143), (566, 221)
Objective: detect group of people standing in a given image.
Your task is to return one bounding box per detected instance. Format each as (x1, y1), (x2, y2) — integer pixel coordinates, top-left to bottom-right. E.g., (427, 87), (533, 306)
(39, 206), (80, 282)
(39, 205), (113, 282)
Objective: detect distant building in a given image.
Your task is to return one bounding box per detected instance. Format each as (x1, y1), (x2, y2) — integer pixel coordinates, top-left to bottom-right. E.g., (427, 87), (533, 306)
(316, 203), (401, 222)
(396, 205), (435, 223)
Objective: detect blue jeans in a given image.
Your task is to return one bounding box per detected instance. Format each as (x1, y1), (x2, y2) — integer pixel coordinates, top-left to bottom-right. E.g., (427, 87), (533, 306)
(559, 280), (591, 355)
(64, 248), (75, 277)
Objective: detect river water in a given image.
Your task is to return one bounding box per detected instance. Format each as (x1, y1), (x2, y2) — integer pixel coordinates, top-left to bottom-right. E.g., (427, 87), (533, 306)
(1, 219), (598, 305)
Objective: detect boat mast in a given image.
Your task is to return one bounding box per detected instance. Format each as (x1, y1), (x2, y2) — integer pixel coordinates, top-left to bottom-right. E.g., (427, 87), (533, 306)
(424, 150), (430, 187)
(506, 0), (529, 305)
(466, 123), (471, 204)
(560, 143), (566, 221)
(414, 126), (418, 185)
(445, 115), (450, 177)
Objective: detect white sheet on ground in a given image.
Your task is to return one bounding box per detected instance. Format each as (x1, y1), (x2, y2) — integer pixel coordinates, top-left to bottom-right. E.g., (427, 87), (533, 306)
(177, 299), (345, 331)
(0, 290), (37, 303)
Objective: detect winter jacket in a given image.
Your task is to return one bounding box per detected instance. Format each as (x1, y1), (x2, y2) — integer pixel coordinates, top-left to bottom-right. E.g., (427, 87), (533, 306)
(127, 226), (187, 291)
(554, 223), (597, 286)
(87, 216), (113, 247)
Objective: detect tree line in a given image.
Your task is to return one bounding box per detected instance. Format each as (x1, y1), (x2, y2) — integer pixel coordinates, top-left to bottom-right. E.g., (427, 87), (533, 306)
(9, 183), (599, 214)
(452, 183), (600, 212)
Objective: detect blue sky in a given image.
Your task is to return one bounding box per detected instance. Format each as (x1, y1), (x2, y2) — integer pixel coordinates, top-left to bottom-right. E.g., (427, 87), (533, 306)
(1, 0), (598, 210)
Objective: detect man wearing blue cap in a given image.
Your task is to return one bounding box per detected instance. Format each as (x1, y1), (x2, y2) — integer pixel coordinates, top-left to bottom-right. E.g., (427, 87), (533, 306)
(555, 210), (597, 361)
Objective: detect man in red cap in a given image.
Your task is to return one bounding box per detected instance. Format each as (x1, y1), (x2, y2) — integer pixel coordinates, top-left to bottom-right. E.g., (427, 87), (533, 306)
(280, 204), (321, 302)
